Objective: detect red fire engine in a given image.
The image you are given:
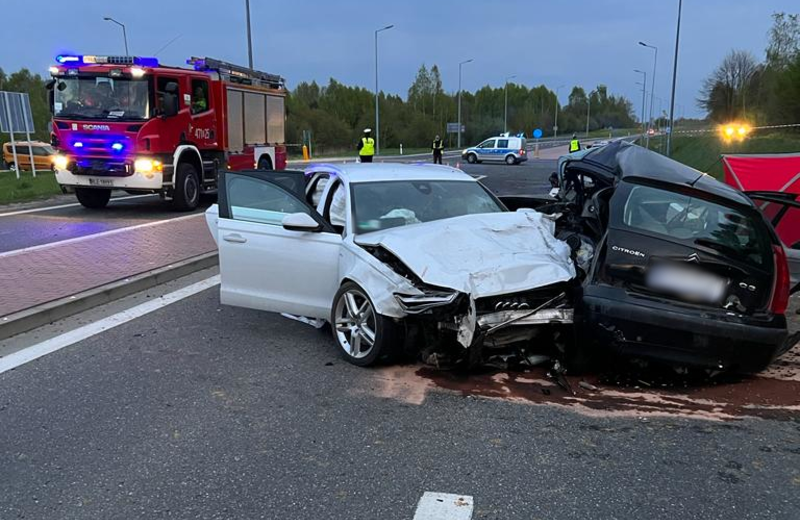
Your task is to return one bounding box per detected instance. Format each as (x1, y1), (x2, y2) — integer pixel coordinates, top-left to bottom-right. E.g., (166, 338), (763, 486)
(47, 55), (287, 210)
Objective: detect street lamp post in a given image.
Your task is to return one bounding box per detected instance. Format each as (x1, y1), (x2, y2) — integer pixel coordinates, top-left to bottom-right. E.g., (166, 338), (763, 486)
(504, 75), (517, 134)
(554, 85), (564, 139)
(245, 0), (253, 68)
(639, 41), (658, 148)
(374, 24), (394, 156)
(457, 59), (473, 148)
(585, 90), (597, 137)
(634, 69), (647, 137)
(667, 0), (683, 157)
(103, 17), (129, 56)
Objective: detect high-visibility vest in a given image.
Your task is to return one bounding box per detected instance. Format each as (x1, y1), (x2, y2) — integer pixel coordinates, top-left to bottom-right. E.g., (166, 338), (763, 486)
(433, 140), (444, 151)
(569, 139), (581, 152)
(360, 137), (375, 156)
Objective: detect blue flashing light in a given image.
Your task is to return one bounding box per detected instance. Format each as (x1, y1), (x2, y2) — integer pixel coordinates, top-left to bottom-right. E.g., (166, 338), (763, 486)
(56, 55), (82, 64)
(134, 57), (159, 67)
(111, 142), (124, 152)
(74, 141), (84, 148)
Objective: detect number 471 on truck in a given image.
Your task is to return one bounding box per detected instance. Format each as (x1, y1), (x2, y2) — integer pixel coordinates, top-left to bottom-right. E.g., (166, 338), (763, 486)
(46, 55), (287, 210)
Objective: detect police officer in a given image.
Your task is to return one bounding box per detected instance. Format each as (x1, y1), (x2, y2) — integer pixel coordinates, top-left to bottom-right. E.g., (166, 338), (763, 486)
(432, 135), (444, 164)
(569, 133), (581, 153)
(357, 128), (375, 163)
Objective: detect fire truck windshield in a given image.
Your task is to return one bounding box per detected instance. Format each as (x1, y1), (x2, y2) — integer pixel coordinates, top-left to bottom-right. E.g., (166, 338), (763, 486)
(53, 76), (150, 121)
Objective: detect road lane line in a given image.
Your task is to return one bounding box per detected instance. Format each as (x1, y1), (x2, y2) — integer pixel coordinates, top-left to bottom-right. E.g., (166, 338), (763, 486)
(0, 275), (220, 375)
(413, 492), (473, 520)
(0, 213), (204, 259)
(0, 194), (157, 218)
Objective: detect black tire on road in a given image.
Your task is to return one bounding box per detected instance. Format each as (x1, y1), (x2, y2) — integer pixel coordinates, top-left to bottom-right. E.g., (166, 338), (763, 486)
(257, 155), (273, 170)
(75, 188), (111, 209)
(331, 281), (403, 367)
(173, 162), (200, 211)
(466, 153), (478, 164)
(7, 162), (16, 172)
(505, 155), (517, 165)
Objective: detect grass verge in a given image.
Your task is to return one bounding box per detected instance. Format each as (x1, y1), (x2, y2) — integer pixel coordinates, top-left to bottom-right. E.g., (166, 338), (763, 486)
(0, 170), (62, 205)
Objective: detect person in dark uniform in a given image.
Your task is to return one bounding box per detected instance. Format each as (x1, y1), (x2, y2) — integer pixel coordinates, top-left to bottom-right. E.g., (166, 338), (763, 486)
(432, 135), (444, 164)
(357, 128), (375, 163)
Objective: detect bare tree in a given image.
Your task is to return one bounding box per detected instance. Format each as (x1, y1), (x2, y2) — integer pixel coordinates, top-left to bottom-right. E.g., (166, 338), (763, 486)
(698, 50), (761, 121)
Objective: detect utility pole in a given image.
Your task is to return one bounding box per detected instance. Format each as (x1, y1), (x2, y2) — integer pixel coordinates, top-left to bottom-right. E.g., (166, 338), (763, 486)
(585, 90), (596, 137)
(103, 17), (129, 56)
(245, 0), (253, 68)
(634, 69), (647, 139)
(504, 75), (516, 133)
(639, 41), (658, 148)
(667, 0), (683, 157)
(374, 24), (394, 156)
(554, 85), (564, 139)
(458, 59), (473, 148)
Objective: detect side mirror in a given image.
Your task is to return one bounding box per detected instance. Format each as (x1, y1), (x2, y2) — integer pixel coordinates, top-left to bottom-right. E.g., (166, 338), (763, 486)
(47, 89), (55, 114)
(548, 172), (560, 188)
(282, 212), (322, 232)
(162, 92), (178, 118)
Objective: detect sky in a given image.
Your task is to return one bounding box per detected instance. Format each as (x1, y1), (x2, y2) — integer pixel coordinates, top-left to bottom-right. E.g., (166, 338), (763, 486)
(1, 0), (797, 120)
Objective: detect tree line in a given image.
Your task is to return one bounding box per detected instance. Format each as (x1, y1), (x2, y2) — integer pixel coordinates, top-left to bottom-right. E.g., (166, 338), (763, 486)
(287, 64), (636, 154)
(699, 12), (800, 126)
(0, 68), (51, 146)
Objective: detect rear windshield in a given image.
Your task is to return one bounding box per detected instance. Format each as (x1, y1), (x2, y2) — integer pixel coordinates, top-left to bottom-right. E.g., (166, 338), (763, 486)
(614, 184), (771, 268)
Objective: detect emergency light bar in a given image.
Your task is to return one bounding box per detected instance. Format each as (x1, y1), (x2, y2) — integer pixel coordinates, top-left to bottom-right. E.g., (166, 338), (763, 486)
(54, 55), (159, 67)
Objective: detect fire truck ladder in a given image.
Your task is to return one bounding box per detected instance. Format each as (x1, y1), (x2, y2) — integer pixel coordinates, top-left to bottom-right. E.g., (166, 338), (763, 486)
(187, 57), (285, 90)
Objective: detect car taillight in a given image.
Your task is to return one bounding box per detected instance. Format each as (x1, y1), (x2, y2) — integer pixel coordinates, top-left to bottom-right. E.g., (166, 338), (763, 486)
(769, 244), (790, 315)
(520, 149), (526, 155)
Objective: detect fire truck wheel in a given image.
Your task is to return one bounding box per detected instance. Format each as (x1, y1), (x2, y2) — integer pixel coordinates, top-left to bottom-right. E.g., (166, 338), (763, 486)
(173, 162), (200, 211)
(75, 188), (111, 209)
(257, 155), (273, 170)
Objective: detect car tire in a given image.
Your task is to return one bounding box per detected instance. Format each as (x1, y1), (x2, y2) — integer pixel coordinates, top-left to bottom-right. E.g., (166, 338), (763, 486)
(173, 162), (200, 211)
(466, 153), (478, 164)
(331, 281), (402, 367)
(75, 188), (111, 209)
(7, 162), (16, 172)
(505, 155), (517, 165)
(257, 155), (273, 170)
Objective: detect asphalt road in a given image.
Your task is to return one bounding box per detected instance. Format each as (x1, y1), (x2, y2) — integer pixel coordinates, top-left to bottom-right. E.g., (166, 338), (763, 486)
(1, 283), (799, 520)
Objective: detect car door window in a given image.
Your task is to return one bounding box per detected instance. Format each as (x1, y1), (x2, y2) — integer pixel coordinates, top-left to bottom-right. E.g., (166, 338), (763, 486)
(226, 174), (313, 226)
(477, 140), (496, 149)
(496, 139), (509, 149)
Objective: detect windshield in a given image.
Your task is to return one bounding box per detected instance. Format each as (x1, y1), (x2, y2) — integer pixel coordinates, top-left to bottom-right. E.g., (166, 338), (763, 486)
(351, 180), (504, 234)
(618, 184), (771, 268)
(53, 76), (150, 120)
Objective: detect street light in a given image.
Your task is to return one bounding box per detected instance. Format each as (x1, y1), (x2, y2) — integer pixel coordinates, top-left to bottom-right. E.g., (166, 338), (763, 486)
(374, 24), (394, 156)
(585, 89), (597, 137)
(245, 0), (253, 68)
(103, 17), (129, 56)
(667, 0), (683, 156)
(639, 41), (658, 149)
(554, 85), (565, 139)
(457, 59), (473, 148)
(634, 69), (647, 137)
(504, 75), (517, 133)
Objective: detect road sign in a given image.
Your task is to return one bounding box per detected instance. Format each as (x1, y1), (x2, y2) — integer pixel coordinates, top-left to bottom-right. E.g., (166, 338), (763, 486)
(533, 128), (543, 139)
(447, 122), (465, 134)
(0, 91), (37, 179)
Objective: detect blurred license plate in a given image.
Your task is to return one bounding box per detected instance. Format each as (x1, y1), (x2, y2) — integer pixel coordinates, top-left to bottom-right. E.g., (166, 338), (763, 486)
(88, 178), (113, 187)
(646, 264), (727, 303)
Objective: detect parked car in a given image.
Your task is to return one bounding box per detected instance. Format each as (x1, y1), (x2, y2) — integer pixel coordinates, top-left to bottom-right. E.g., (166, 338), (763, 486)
(462, 135), (528, 165)
(501, 141), (796, 373)
(206, 163), (576, 366)
(2, 141), (57, 171)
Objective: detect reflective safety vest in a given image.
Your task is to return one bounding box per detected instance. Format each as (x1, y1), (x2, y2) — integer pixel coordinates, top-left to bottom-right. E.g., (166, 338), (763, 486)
(360, 137), (375, 156)
(569, 139), (581, 152)
(432, 140), (444, 151)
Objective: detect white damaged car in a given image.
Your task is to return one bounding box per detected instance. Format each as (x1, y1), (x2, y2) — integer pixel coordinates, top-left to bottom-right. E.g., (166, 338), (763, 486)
(205, 163), (576, 366)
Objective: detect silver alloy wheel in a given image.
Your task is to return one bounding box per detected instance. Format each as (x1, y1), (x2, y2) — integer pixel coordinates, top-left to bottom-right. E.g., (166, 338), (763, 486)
(334, 288), (377, 360)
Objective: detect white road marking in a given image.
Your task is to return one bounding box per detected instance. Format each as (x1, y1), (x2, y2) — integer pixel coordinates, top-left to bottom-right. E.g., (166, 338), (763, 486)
(0, 194), (156, 218)
(0, 275), (220, 375)
(0, 213), (203, 259)
(413, 492), (474, 520)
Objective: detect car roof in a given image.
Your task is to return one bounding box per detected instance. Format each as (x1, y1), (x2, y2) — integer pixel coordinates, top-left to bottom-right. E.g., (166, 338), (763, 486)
(567, 140), (755, 207)
(303, 162), (475, 183)
(3, 141), (51, 148)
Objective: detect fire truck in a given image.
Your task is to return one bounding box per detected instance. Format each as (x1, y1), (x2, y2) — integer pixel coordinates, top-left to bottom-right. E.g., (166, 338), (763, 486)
(47, 55), (287, 210)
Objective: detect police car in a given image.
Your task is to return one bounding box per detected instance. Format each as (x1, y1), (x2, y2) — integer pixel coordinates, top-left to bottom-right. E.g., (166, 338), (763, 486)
(462, 134), (528, 165)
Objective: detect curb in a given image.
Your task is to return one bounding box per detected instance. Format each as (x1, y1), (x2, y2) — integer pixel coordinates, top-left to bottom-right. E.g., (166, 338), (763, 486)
(0, 251), (219, 341)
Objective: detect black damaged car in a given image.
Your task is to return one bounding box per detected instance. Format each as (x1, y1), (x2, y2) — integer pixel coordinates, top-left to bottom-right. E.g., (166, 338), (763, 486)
(502, 141), (795, 372)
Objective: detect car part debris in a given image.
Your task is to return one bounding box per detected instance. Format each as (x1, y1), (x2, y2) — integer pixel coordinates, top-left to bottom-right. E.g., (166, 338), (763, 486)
(578, 381), (599, 392)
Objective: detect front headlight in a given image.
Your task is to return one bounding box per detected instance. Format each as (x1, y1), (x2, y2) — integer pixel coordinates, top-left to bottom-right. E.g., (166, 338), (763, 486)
(54, 155), (69, 170)
(394, 291), (459, 314)
(134, 158), (163, 175)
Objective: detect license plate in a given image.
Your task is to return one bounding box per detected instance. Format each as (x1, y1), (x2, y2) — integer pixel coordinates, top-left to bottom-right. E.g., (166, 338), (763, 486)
(88, 177), (114, 187)
(646, 264), (727, 303)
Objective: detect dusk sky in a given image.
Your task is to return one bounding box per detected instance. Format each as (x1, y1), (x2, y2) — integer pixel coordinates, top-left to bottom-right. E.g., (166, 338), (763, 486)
(1, 0), (797, 119)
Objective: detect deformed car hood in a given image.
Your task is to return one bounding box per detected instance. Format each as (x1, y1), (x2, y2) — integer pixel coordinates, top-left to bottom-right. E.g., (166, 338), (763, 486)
(355, 211), (576, 298)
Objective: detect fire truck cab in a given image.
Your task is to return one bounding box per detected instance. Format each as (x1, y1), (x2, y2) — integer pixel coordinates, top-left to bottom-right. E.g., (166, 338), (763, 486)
(47, 55), (287, 210)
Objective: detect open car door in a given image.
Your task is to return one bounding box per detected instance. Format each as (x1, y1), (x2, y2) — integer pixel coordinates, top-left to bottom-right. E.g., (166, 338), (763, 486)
(746, 191), (800, 294)
(216, 169), (343, 319)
